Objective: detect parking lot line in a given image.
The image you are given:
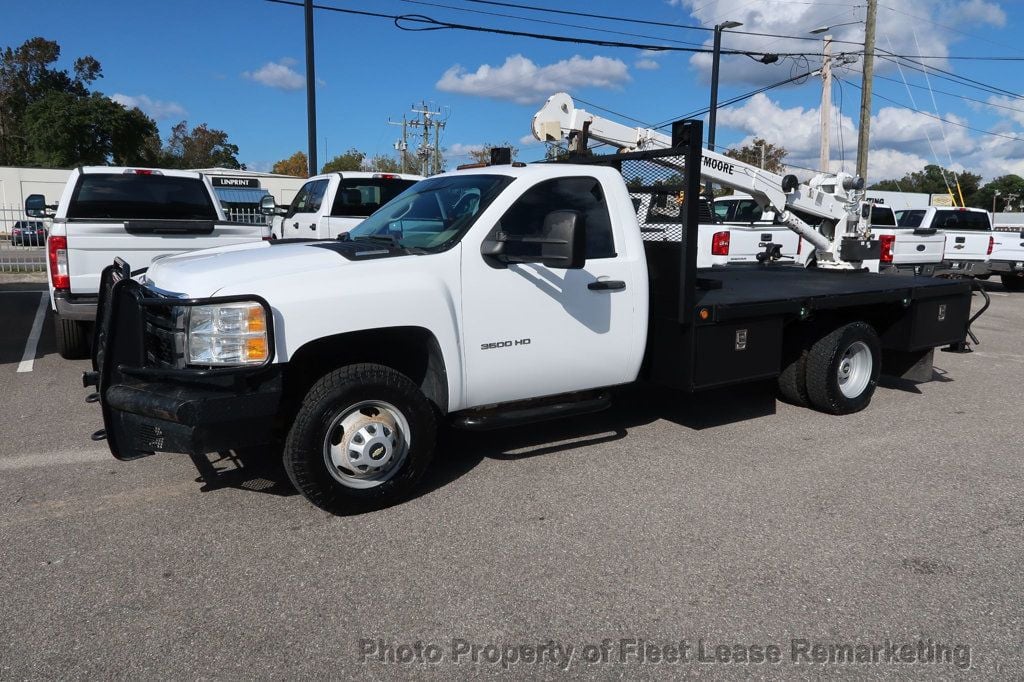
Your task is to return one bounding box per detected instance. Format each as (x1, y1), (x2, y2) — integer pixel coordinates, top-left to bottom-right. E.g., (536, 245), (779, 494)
(16, 293), (48, 373)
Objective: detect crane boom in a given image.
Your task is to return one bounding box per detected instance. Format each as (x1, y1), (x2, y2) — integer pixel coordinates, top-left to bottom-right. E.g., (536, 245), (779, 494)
(532, 93), (877, 269)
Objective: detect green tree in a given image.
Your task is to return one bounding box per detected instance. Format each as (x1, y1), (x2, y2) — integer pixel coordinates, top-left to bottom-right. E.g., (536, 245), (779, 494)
(272, 151), (309, 177)
(364, 153), (405, 173)
(321, 148), (365, 173)
(969, 174), (1024, 211)
(869, 164), (981, 202)
(0, 37), (104, 164)
(161, 121), (243, 169)
(23, 91), (159, 167)
(724, 138), (787, 174)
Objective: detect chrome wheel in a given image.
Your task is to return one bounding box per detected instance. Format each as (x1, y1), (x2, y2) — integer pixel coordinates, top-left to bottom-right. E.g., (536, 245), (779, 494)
(323, 400), (410, 489)
(837, 340), (872, 399)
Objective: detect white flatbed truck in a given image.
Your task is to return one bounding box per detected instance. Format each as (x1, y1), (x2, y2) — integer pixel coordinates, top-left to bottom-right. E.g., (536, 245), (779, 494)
(83, 118), (982, 513)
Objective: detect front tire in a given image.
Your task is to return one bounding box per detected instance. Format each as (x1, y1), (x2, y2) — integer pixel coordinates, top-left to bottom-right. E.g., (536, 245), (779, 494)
(55, 315), (90, 359)
(805, 322), (881, 415)
(1001, 274), (1024, 292)
(283, 363), (437, 514)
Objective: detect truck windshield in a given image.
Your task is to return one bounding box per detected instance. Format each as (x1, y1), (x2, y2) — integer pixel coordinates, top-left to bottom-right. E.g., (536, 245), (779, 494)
(347, 174), (512, 251)
(67, 174), (217, 220)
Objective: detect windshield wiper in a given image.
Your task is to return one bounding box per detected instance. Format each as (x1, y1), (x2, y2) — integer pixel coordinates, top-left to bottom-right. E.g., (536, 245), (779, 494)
(349, 233), (427, 254)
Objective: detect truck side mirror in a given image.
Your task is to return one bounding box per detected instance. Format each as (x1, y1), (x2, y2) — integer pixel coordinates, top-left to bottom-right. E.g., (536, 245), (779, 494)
(480, 210), (587, 270)
(25, 194), (50, 218)
(259, 195), (279, 215)
(539, 210), (586, 269)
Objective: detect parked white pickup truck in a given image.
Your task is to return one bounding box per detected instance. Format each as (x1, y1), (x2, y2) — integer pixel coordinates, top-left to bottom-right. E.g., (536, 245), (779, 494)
(84, 132), (980, 514)
(989, 223), (1024, 291)
(635, 190), (801, 266)
(896, 206), (993, 276)
(25, 167), (271, 359)
(269, 171), (422, 240)
(867, 203), (945, 275)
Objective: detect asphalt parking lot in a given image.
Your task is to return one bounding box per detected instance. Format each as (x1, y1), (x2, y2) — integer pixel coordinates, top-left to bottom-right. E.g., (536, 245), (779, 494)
(1, 276), (1021, 678)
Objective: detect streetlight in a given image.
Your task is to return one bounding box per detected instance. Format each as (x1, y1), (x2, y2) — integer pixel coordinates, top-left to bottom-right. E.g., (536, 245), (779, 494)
(706, 19), (742, 200)
(993, 189), (1001, 214)
(809, 20), (862, 34)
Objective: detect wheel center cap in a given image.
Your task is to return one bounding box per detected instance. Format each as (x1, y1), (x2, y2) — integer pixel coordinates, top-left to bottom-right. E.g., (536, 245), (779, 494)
(369, 442), (388, 460)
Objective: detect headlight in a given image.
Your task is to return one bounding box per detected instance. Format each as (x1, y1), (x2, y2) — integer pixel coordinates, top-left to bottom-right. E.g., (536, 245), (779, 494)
(185, 301), (269, 366)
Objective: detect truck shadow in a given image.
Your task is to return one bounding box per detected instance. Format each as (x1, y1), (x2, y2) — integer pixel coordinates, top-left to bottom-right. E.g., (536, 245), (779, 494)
(198, 372), (952, 513)
(211, 383), (780, 508)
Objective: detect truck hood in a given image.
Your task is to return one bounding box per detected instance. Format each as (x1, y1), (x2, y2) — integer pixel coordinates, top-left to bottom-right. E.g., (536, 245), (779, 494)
(143, 240), (384, 297)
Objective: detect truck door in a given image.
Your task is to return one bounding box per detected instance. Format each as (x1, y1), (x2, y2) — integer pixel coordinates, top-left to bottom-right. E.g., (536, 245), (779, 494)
(461, 175), (642, 407)
(283, 178), (329, 238)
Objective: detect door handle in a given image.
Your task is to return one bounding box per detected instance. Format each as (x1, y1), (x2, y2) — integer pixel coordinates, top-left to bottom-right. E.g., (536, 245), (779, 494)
(309, 224), (316, 231)
(292, 222), (299, 229)
(588, 279), (626, 291)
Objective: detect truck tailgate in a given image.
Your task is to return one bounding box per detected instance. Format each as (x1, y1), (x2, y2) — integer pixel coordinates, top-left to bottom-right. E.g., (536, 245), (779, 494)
(991, 228), (1024, 263)
(886, 229), (946, 265)
(66, 221), (265, 295)
(943, 230), (990, 262)
(722, 225), (800, 263)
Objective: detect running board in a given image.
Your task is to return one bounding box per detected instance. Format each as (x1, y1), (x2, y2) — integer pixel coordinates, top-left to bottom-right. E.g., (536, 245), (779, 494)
(453, 391), (611, 431)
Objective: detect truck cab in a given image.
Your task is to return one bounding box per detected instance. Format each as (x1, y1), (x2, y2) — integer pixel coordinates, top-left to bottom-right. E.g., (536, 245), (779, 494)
(271, 171), (422, 240)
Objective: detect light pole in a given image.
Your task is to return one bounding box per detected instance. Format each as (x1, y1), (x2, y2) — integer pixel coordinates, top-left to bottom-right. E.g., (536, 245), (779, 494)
(993, 189), (1001, 214)
(706, 20), (742, 200)
(304, 0), (318, 176)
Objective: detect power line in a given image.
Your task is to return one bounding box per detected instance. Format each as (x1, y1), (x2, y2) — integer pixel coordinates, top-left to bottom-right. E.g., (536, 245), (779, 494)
(873, 73), (1024, 116)
(265, 0), (825, 58)
(460, 0), (873, 48)
(875, 53), (1024, 101)
(837, 77), (1024, 144)
(398, 0), (709, 48)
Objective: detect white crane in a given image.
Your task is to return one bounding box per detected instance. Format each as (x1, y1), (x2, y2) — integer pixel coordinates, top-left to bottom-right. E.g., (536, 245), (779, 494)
(531, 92), (878, 270)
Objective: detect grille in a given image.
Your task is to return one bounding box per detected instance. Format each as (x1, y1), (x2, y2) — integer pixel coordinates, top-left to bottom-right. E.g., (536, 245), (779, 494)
(143, 303), (181, 368)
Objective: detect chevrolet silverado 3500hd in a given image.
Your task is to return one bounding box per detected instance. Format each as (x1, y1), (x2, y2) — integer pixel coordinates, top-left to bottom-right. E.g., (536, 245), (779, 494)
(84, 122), (981, 514)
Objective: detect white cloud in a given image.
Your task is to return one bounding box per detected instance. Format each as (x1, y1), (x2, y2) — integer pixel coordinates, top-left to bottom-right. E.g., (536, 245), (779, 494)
(987, 95), (1024, 127)
(243, 60), (305, 91)
(519, 133), (540, 146)
(436, 54), (630, 105)
(447, 143), (485, 158)
(671, 1), (1007, 86)
(111, 93), (186, 120)
(715, 92), (1022, 181)
(635, 58), (660, 71)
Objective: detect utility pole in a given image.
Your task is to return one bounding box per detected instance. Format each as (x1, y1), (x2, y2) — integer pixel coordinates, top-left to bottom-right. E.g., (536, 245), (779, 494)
(856, 0), (877, 181)
(408, 101), (446, 176)
(819, 34), (833, 173)
(388, 115), (409, 172)
(303, 0), (318, 176)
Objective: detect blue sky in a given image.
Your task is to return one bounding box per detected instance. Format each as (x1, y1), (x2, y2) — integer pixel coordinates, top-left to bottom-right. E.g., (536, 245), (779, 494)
(4, 0), (1024, 181)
